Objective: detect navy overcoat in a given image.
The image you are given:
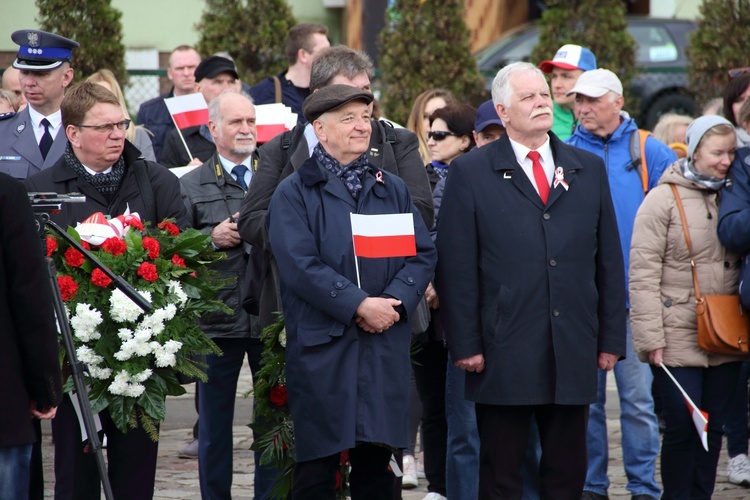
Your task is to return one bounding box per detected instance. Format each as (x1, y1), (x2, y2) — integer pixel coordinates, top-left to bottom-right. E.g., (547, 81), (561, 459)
(436, 133), (626, 406)
(267, 157), (436, 461)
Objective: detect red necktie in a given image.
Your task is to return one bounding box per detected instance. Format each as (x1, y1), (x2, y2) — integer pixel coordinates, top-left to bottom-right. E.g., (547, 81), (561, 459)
(528, 150), (549, 204)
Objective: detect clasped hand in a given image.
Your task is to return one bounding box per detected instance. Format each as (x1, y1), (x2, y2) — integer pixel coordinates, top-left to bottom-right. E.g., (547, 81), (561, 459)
(211, 212), (241, 249)
(356, 297), (401, 333)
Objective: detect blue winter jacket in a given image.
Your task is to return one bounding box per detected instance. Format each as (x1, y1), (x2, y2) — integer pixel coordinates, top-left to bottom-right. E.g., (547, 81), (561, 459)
(566, 119), (677, 306)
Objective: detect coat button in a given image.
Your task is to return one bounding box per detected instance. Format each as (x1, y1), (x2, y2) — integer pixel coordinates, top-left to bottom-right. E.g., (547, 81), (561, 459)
(330, 291), (337, 297)
(549, 259), (557, 267)
(407, 277), (414, 284)
(543, 213), (551, 220)
(664, 299), (672, 307)
(335, 281), (344, 289)
(552, 308), (560, 317)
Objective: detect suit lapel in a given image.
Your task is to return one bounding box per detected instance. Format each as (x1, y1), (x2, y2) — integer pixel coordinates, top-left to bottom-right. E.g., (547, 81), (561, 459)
(492, 137), (545, 209)
(11, 109), (44, 171)
(546, 135), (582, 209)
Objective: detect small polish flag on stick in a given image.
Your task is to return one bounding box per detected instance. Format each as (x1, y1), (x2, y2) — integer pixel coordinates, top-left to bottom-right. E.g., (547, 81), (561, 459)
(164, 93), (209, 162)
(350, 213), (416, 288)
(660, 363), (709, 451)
(255, 103), (297, 144)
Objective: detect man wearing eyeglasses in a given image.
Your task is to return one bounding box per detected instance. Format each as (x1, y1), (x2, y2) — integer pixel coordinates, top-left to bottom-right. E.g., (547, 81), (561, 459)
(0, 29), (78, 180)
(25, 82), (188, 499)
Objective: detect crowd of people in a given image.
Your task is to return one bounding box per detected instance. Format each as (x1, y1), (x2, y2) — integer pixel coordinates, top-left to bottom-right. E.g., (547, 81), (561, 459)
(2, 21), (750, 500)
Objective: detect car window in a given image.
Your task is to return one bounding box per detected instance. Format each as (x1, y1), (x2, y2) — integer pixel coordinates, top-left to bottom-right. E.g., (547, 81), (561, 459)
(627, 25), (678, 63)
(480, 31), (539, 70)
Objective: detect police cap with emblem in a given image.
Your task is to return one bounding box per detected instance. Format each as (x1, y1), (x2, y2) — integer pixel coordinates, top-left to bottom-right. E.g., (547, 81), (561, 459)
(302, 84), (374, 123)
(11, 30), (79, 71)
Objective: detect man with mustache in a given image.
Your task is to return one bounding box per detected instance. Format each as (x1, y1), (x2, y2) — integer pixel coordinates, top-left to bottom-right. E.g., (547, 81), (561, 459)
(566, 68), (676, 500)
(436, 62), (626, 499)
(179, 90), (272, 499)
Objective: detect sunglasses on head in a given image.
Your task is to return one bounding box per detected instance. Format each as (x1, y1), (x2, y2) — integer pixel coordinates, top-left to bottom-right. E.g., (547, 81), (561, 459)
(428, 130), (457, 141)
(729, 67), (750, 79)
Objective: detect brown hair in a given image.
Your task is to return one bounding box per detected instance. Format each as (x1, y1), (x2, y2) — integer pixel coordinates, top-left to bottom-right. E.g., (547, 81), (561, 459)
(723, 74), (750, 125)
(309, 45), (374, 91)
(169, 45), (201, 68)
(0, 89), (17, 112)
(738, 98), (750, 129)
(406, 89), (456, 163)
(286, 23), (328, 65)
(87, 69), (136, 142)
(61, 82), (120, 129)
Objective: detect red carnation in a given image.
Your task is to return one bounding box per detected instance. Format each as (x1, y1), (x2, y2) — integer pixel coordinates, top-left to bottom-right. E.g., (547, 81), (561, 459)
(101, 237), (127, 257)
(64, 247), (85, 267)
(81, 241), (91, 250)
(125, 217), (144, 231)
(171, 254), (186, 267)
(57, 275), (78, 301)
(137, 261), (159, 282)
(269, 385), (287, 406)
(46, 236), (57, 257)
(91, 268), (112, 288)
(142, 237), (160, 260)
(157, 221), (180, 236)
(334, 470), (342, 490)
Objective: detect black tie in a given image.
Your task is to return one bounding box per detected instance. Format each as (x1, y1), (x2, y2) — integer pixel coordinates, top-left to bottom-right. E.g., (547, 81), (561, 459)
(232, 165), (248, 190)
(39, 118), (54, 160)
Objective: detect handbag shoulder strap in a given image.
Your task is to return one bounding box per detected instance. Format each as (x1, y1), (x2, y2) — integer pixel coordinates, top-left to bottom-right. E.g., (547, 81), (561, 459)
(669, 183), (702, 300)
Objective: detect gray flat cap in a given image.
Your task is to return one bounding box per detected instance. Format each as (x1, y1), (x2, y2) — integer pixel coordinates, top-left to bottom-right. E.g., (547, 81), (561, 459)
(303, 84), (374, 123)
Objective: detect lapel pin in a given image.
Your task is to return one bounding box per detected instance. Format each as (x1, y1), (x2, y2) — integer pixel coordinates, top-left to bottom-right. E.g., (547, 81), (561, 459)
(17, 122), (26, 133)
(553, 167), (569, 191)
(375, 171), (384, 184)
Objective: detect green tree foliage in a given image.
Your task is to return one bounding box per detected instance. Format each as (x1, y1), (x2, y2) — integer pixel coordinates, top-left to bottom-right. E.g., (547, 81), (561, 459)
(687, 0), (750, 103)
(531, 0), (637, 114)
(196, 0), (297, 85)
(36, 0), (127, 84)
(378, 0), (485, 124)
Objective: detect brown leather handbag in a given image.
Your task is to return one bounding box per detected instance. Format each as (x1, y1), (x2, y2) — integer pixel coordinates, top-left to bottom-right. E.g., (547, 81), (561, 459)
(670, 184), (750, 355)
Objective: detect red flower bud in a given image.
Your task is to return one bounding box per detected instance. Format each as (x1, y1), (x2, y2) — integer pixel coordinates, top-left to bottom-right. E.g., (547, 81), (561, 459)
(269, 384), (287, 406)
(137, 261), (159, 282)
(46, 236), (57, 257)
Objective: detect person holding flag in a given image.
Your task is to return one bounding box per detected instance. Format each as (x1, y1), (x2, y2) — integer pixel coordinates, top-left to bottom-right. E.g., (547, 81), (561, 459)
(266, 84), (436, 498)
(630, 115), (745, 498)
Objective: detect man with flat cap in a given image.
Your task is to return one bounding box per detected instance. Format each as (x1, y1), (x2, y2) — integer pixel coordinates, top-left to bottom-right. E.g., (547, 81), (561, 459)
(159, 55), (240, 167)
(266, 85), (436, 498)
(0, 29), (78, 179)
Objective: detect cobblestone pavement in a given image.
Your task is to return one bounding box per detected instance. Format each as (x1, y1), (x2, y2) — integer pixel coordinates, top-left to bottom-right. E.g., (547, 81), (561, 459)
(40, 365), (749, 499)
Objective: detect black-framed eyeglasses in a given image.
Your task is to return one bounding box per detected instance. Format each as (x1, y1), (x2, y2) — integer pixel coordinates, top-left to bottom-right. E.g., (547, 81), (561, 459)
(75, 119), (131, 133)
(428, 130), (457, 141)
(729, 67), (750, 79)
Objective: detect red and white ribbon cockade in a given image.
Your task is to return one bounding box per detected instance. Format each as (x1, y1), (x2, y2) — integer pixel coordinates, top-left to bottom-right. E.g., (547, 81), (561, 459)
(553, 166), (569, 191)
(75, 211), (142, 246)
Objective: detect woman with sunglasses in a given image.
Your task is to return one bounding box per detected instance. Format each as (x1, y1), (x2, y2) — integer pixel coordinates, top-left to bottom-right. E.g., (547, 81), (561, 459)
(723, 73), (750, 147)
(413, 102), (476, 500)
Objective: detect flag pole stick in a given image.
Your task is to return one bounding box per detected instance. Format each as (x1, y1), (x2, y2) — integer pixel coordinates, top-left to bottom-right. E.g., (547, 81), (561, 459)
(660, 362), (709, 451)
(169, 114), (194, 163)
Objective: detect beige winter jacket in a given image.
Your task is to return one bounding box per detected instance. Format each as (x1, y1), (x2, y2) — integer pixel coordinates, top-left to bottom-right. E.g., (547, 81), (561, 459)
(629, 162), (744, 367)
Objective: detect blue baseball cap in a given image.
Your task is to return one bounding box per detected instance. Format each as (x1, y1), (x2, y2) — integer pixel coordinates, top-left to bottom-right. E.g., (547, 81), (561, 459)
(474, 100), (504, 133)
(539, 44), (597, 73)
(11, 30), (78, 71)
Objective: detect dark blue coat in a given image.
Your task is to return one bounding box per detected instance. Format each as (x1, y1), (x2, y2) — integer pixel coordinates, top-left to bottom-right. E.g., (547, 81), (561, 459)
(267, 157), (436, 461)
(436, 133), (626, 406)
(135, 89), (174, 161)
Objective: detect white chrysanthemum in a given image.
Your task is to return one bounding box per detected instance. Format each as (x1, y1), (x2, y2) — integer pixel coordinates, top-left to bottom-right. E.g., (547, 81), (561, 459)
(168, 280), (188, 306)
(110, 289), (151, 323)
(76, 345), (104, 366)
(279, 328), (286, 348)
(152, 340), (182, 368)
(133, 327), (153, 343)
(88, 366), (112, 380)
(70, 304), (103, 342)
(117, 328), (133, 341)
(132, 369), (153, 383)
(155, 352), (177, 368)
(113, 339), (138, 361)
(108, 370), (145, 397)
(141, 309), (168, 335)
(163, 339), (182, 354)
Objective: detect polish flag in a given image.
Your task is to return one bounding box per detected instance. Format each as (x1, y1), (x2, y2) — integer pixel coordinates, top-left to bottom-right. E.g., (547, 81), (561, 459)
(165, 93), (209, 130)
(255, 103), (297, 144)
(350, 213), (416, 258)
(660, 364), (709, 451)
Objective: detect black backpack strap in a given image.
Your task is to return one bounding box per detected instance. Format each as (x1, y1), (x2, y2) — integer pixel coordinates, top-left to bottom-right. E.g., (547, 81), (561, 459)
(380, 119), (397, 144)
(133, 160), (156, 221)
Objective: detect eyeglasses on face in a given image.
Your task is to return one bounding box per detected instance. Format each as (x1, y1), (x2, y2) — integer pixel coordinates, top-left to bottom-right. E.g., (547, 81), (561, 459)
(729, 67), (750, 79)
(428, 130), (458, 141)
(75, 119), (131, 133)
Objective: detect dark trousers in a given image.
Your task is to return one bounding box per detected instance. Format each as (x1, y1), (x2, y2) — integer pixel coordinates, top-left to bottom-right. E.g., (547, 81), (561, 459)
(475, 403), (589, 500)
(198, 337), (276, 499)
(412, 338), (448, 496)
(52, 394), (159, 500)
(292, 443), (394, 500)
(653, 362), (741, 500)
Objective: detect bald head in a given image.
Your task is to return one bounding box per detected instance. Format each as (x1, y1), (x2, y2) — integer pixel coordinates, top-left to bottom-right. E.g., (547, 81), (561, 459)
(2, 66), (26, 110)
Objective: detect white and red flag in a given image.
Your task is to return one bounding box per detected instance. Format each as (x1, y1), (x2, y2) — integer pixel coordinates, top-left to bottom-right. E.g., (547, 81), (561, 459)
(350, 213), (416, 259)
(255, 103), (297, 144)
(164, 93), (209, 130)
(660, 363), (709, 451)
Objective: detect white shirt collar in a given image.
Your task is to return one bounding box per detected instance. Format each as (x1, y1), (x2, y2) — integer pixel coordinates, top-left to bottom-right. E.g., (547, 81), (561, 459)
(28, 107), (62, 142)
(508, 135), (555, 195)
(304, 122), (319, 156)
(82, 164), (113, 176)
(218, 153), (253, 184)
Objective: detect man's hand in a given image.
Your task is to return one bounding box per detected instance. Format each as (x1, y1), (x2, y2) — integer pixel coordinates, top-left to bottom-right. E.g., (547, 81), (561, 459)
(187, 157), (203, 166)
(30, 401), (57, 420)
(211, 212), (241, 249)
(455, 354), (485, 373)
(356, 297), (401, 333)
(598, 352), (619, 371)
(425, 282), (439, 309)
(648, 348), (663, 366)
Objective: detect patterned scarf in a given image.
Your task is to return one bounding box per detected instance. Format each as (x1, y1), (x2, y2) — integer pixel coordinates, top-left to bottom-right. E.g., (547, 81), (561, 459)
(64, 142), (126, 195)
(681, 157), (725, 191)
(431, 160), (449, 179)
(313, 143), (370, 199)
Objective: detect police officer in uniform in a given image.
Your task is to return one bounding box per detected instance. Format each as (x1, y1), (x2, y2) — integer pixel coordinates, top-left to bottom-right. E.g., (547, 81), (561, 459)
(0, 29), (78, 179)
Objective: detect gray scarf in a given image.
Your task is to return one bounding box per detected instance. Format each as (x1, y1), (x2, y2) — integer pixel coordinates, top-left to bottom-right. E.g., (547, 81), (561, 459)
(680, 157), (725, 191)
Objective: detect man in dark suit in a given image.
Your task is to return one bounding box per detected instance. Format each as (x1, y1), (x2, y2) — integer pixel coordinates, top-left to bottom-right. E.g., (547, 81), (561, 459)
(435, 61), (627, 500)
(0, 29), (77, 179)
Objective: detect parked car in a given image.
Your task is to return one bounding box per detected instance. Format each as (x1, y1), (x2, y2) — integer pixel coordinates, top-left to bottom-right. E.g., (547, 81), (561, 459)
(474, 17), (698, 130)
